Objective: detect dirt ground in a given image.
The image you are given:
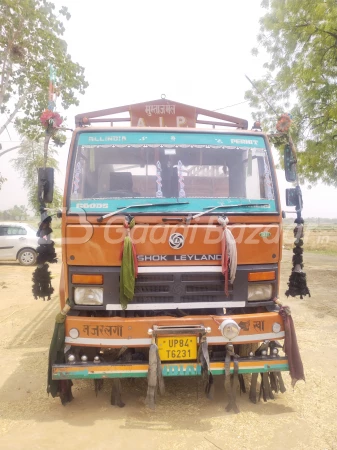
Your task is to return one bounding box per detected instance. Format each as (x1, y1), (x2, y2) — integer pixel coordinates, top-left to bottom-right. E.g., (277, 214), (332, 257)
(0, 249), (336, 450)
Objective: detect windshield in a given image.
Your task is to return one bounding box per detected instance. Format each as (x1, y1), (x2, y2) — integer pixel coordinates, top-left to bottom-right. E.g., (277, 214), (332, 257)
(69, 131), (276, 214)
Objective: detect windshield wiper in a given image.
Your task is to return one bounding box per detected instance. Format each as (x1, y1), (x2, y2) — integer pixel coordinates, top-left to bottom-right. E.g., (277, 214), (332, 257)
(192, 203), (270, 220)
(97, 202), (189, 222)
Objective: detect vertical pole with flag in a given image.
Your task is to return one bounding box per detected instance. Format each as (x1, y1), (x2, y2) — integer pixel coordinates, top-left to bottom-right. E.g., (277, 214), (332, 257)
(32, 65), (58, 301)
(43, 64), (56, 168)
(48, 65), (56, 112)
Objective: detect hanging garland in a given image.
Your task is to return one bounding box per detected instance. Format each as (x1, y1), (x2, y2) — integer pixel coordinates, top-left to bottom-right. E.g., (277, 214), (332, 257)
(52, 133), (67, 147)
(40, 110), (66, 148)
(285, 217), (311, 299)
(276, 113), (292, 133)
(32, 215), (58, 300)
(40, 110), (63, 129)
(273, 115), (311, 300)
(32, 65), (63, 301)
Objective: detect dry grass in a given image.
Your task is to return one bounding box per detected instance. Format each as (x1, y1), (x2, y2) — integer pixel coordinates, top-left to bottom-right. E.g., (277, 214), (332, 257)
(283, 224), (337, 254)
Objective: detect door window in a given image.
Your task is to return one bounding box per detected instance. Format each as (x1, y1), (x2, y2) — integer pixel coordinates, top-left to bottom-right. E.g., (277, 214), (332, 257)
(7, 227), (27, 236)
(0, 227), (8, 236)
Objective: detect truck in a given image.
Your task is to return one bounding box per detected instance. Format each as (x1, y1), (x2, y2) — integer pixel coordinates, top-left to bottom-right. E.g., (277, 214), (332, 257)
(47, 98), (303, 411)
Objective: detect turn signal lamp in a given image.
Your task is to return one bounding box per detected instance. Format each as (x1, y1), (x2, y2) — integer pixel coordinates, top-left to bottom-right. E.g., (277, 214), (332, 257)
(248, 271), (275, 282)
(72, 274), (103, 285)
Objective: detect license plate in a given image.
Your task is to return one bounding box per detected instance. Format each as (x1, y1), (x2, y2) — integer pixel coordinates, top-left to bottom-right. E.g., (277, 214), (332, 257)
(157, 336), (197, 361)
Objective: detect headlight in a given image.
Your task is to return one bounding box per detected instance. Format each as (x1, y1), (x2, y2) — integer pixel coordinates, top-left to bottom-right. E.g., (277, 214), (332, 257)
(219, 319), (241, 340)
(248, 283), (273, 301)
(74, 287), (103, 305)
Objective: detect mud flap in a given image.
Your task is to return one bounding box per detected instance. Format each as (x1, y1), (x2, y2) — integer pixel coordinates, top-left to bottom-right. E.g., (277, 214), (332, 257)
(249, 373), (258, 404)
(198, 334), (214, 400)
(224, 344), (240, 414)
(59, 380), (73, 406)
(238, 374), (246, 394)
(111, 379), (125, 408)
(94, 379), (103, 397)
(249, 341), (287, 404)
(260, 372), (274, 401)
(145, 343), (165, 410)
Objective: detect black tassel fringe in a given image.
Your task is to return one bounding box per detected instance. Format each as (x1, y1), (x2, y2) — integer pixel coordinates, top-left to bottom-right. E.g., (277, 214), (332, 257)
(32, 215), (57, 300)
(32, 264), (54, 300)
(285, 218), (311, 299)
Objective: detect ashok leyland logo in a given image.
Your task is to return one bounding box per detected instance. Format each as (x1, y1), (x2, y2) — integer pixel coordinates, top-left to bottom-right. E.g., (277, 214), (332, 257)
(169, 233), (184, 249)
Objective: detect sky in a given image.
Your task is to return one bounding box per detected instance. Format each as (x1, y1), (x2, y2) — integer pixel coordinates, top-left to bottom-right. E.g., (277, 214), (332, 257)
(1, 0), (336, 218)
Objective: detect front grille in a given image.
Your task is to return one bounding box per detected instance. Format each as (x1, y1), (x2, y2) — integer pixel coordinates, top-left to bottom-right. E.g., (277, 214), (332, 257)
(134, 285), (170, 293)
(181, 295), (223, 302)
(69, 263), (278, 310)
(137, 274), (174, 283)
(131, 296), (175, 304)
(131, 271), (233, 304)
(181, 273), (222, 282)
(186, 284), (224, 293)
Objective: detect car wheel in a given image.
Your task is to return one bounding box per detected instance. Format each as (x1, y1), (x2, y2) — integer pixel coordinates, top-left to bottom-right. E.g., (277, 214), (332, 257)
(18, 249), (37, 266)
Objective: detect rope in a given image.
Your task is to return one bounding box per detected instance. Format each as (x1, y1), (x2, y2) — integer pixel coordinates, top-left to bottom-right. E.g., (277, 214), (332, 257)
(217, 217), (237, 295)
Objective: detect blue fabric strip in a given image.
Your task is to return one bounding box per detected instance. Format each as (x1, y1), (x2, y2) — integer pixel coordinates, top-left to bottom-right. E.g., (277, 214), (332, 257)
(78, 131), (266, 149)
(69, 198), (276, 214)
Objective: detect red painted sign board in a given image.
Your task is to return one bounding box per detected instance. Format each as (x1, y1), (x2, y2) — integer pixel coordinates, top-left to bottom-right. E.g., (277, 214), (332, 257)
(130, 99), (196, 128)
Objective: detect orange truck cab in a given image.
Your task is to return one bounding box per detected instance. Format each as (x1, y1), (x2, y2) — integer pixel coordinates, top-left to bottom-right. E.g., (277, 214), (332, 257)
(52, 99), (291, 410)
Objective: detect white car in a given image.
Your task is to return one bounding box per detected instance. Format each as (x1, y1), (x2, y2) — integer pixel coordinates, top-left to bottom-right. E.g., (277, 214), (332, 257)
(0, 223), (39, 266)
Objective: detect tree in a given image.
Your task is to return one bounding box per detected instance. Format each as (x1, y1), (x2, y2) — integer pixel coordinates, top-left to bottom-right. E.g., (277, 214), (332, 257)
(11, 140), (62, 214)
(245, 0), (337, 186)
(0, 172), (6, 189)
(0, 0), (88, 141)
(0, 204), (28, 220)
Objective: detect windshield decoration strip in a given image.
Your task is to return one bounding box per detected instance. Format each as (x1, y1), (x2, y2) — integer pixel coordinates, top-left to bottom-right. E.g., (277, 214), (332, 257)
(69, 131), (277, 214)
(264, 155), (274, 200)
(69, 198), (276, 214)
(156, 161), (163, 198)
(78, 132), (267, 149)
(178, 160), (186, 198)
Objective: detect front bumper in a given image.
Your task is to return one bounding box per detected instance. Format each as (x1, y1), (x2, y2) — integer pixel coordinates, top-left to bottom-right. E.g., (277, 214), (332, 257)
(53, 356), (289, 380)
(64, 312), (284, 347)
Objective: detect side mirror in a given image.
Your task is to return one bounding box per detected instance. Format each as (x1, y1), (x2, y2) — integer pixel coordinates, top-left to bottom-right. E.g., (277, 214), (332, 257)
(284, 144), (297, 182)
(286, 186), (303, 210)
(38, 167), (54, 203)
